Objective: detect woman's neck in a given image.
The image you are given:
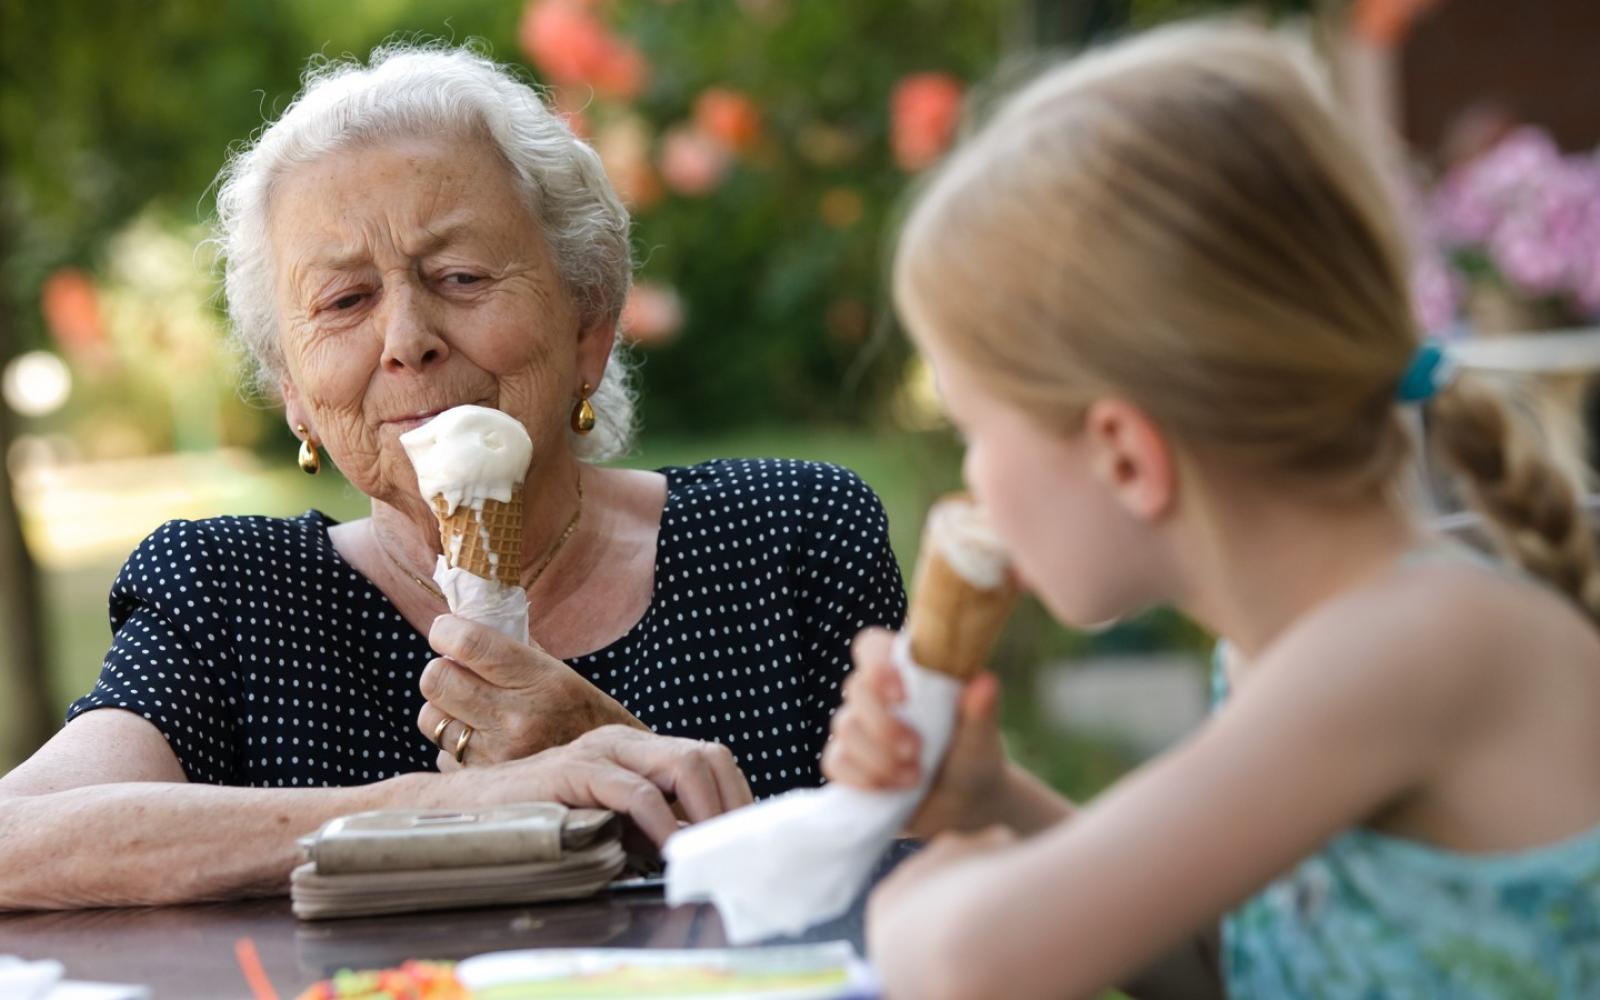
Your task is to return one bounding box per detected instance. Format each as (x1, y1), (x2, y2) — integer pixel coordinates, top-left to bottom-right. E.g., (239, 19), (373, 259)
(1170, 479), (1428, 663)
(368, 452), (590, 595)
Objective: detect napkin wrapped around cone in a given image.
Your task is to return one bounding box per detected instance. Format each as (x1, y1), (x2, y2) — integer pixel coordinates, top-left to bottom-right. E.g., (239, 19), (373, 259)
(664, 493), (1017, 942)
(400, 405), (534, 641)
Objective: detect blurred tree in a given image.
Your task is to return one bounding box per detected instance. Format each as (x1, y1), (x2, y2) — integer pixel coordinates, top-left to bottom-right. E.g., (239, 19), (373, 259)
(0, 0), (525, 758)
(0, 0), (313, 757)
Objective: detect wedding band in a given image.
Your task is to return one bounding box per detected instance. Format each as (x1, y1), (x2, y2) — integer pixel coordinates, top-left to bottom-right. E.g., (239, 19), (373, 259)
(452, 724), (474, 765)
(431, 715), (454, 747)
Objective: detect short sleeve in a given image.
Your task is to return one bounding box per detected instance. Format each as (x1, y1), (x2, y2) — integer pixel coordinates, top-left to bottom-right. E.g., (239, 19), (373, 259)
(792, 464), (908, 761)
(66, 519), (240, 783)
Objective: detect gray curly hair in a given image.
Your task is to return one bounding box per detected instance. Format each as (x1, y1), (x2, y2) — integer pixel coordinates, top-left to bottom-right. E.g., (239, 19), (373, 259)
(213, 42), (637, 460)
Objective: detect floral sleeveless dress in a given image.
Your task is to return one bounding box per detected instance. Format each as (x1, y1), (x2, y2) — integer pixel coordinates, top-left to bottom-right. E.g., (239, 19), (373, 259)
(1212, 648), (1600, 997)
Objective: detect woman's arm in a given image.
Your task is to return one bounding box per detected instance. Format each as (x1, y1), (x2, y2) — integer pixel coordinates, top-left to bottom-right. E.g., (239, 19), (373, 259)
(0, 712), (748, 910)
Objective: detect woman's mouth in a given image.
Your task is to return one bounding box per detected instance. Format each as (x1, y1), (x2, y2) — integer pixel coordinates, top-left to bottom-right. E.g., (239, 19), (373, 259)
(383, 403), (484, 433)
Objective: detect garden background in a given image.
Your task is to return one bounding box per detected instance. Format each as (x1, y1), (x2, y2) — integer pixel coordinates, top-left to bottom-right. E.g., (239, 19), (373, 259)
(3, 0), (1597, 796)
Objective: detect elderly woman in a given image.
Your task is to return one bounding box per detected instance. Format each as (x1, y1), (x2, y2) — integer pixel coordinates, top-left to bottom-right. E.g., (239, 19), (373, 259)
(0, 44), (905, 908)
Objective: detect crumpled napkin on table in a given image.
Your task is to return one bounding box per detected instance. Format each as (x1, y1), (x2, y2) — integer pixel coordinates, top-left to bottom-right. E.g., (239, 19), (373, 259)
(664, 633), (962, 943)
(0, 956), (64, 1000)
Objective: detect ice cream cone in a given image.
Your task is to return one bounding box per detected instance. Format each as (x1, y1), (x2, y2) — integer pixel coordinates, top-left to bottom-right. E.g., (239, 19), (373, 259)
(906, 494), (1017, 680)
(431, 491), (526, 587)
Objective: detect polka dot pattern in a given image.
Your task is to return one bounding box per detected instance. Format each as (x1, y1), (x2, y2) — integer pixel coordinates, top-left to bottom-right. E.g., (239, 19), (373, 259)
(67, 459), (907, 800)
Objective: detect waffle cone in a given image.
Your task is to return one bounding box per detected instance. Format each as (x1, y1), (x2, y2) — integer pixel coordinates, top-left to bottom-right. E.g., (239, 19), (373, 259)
(905, 496), (1017, 681)
(431, 490), (525, 588)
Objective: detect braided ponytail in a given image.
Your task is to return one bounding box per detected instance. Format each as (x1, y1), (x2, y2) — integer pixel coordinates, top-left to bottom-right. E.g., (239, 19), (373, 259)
(1428, 374), (1600, 624)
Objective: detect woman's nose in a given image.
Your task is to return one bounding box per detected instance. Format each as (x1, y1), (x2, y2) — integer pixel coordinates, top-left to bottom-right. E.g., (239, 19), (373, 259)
(378, 285), (449, 373)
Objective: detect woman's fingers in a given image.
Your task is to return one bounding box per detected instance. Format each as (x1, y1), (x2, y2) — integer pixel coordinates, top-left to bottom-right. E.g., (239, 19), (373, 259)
(418, 657), (500, 727)
(662, 749), (723, 824)
(704, 741), (754, 810)
(429, 614), (570, 688)
(578, 726), (753, 822)
(569, 761), (680, 847)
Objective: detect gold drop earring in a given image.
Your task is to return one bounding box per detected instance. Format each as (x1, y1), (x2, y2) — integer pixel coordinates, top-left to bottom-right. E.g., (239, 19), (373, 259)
(570, 382), (596, 435)
(296, 424), (321, 475)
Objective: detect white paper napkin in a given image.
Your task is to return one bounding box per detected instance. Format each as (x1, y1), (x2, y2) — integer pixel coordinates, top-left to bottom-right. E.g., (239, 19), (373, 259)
(432, 557), (530, 642)
(0, 957), (62, 1000)
(663, 633), (962, 943)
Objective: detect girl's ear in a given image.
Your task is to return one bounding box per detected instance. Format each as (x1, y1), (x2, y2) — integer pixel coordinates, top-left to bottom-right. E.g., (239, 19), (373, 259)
(1082, 397), (1176, 521)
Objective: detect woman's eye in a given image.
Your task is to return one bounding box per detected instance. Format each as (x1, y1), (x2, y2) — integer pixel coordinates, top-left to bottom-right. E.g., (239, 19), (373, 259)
(330, 292), (364, 311)
(446, 273), (483, 286)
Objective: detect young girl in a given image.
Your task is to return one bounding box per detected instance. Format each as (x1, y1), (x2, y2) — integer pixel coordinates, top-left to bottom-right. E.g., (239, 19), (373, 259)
(823, 23), (1600, 1000)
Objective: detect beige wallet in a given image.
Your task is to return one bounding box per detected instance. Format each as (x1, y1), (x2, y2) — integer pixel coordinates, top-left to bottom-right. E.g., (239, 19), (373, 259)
(291, 802), (627, 920)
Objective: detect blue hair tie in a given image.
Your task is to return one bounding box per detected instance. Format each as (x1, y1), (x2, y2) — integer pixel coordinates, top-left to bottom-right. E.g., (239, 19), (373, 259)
(1397, 341), (1456, 404)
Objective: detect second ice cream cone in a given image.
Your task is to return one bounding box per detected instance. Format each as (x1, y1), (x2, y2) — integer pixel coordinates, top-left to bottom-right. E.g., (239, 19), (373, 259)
(905, 494), (1017, 681)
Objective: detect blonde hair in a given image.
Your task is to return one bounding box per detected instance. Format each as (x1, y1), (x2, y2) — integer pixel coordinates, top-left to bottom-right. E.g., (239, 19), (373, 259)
(895, 22), (1600, 621)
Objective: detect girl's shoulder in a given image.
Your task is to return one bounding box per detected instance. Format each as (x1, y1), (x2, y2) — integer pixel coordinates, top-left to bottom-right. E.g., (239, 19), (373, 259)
(1242, 546), (1598, 748)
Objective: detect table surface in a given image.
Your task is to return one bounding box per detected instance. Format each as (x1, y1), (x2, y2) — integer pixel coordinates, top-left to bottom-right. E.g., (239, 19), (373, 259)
(0, 845), (915, 1000)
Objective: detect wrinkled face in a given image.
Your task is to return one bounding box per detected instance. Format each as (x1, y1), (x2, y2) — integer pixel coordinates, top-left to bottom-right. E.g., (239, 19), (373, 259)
(269, 133), (603, 508)
(927, 351), (1158, 629)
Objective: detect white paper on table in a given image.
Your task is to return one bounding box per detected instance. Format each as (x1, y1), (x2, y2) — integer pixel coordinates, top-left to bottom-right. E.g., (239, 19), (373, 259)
(0, 956), (62, 1000)
(663, 632), (963, 943)
(432, 557), (530, 643)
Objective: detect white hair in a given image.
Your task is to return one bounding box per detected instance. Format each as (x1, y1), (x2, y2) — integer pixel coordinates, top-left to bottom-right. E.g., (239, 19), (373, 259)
(213, 41), (636, 460)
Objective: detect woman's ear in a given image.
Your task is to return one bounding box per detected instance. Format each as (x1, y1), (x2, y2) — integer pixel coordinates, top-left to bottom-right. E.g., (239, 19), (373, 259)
(575, 313), (615, 391)
(1083, 398), (1176, 521)
(281, 378), (314, 441)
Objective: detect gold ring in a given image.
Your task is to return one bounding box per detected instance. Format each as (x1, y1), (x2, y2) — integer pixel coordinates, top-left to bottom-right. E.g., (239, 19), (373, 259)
(431, 715), (454, 747)
(452, 724), (474, 765)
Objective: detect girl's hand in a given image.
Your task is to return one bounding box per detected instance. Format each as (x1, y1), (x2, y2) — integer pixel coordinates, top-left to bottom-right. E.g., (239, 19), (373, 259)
(822, 627), (1009, 838)
(418, 614), (646, 769)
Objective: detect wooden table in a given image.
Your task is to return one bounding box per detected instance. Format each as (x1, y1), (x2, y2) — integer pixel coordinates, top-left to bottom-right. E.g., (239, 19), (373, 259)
(0, 844), (914, 1000)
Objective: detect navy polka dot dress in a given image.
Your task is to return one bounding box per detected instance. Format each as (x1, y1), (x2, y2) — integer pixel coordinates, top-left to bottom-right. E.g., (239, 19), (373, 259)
(66, 459), (907, 800)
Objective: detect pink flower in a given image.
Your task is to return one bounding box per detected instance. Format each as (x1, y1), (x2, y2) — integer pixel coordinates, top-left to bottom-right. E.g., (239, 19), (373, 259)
(595, 115), (662, 211)
(659, 126), (731, 196)
(891, 73), (963, 172)
(621, 281), (685, 346)
(1432, 127), (1561, 247)
(1410, 251), (1460, 335)
(694, 88), (762, 153)
(519, 0), (649, 100)
(1426, 126), (1600, 314)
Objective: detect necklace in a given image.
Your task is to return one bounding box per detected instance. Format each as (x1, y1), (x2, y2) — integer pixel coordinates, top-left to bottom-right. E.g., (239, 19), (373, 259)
(381, 477), (585, 604)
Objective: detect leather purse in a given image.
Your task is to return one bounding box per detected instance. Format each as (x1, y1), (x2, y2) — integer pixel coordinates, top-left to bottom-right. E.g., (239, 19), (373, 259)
(290, 802), (626, 920)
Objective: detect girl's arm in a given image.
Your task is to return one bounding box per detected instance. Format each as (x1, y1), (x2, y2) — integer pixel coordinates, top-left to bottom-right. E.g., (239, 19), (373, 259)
(870, 603), (1477, 1000)
(0, 711), (747, 910)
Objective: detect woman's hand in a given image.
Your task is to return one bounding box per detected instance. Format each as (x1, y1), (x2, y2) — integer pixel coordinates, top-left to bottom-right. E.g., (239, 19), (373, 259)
(418, 614), (646, 768)
(822, 627), (1010, 838)
(435, 724), (754, 847)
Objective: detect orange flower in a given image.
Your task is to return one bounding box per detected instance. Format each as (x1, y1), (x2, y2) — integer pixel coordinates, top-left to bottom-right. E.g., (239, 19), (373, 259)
(39, 268), (104, 357)
(891, 72), (964, 172)
(519, 0), (649, 100)
(694, 88), (762, 153)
